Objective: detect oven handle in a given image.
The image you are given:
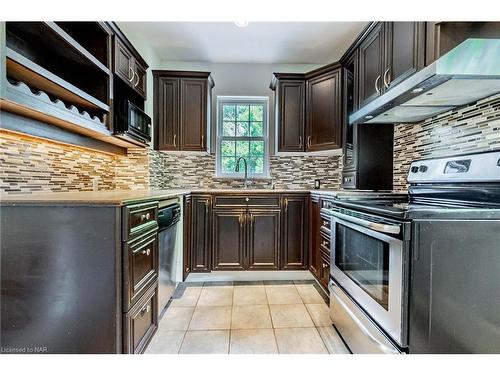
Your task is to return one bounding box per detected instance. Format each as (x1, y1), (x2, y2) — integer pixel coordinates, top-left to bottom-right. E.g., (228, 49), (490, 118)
(329, 210), (401, 235)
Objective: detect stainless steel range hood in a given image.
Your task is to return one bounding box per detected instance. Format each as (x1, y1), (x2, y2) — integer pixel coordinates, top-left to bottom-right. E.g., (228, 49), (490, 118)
(349, 38), (500, 124)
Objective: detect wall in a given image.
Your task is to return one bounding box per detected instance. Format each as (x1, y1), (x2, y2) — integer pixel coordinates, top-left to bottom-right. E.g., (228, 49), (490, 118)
(393, 93), (500, 191)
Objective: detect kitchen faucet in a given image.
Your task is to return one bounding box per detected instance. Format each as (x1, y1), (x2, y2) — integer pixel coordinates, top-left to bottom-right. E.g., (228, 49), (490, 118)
(235, 156), (249, 188)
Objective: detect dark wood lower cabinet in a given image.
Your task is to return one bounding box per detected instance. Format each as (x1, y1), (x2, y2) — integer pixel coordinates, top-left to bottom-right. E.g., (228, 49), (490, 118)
(281, 194), (308, 270)
(309, 195), (321, 276)
(318, 251), (330, 291)
(212, 209), (246, 270)
(247, 209), (281, 270)
(191, 195), (211, 272)
(183, 195), (192, 279)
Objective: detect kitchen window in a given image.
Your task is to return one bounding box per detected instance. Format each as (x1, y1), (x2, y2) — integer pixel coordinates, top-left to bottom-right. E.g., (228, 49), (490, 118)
(216, 96), (269, 178)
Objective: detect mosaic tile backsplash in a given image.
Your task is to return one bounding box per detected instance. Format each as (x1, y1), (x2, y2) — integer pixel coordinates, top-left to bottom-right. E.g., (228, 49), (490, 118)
(1, 93), (499, 194)
(393, 93), (500, 191)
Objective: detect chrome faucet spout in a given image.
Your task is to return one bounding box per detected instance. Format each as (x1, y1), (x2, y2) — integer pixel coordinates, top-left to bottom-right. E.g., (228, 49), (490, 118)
(235, 157), (249, 188)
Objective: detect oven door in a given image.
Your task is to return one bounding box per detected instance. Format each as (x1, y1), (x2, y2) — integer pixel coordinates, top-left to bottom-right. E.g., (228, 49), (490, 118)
(329, 210), (407, 347)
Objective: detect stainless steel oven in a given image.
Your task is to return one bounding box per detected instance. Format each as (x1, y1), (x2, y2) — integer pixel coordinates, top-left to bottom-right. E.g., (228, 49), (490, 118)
(325, 207), (409, 352)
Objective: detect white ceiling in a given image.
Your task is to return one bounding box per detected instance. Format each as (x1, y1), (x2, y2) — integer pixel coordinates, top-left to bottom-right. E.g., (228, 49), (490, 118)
(118, 22), (368, 64)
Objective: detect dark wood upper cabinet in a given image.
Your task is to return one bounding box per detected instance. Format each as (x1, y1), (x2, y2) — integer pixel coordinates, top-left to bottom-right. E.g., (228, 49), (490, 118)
(306, 67), (342, 151)
(384, 22), (425, 89)
(212, 209), (246, 270)
(112, 34), (148, 99)
(155, 77), (179, 151)
(281, 194), (308, 270)
(247, 209), (281, 270)
(358, 22), (385, 108)
(191, 194), (211, 272)
(180, 78), (208, 151)
(342, 49), (358, 172)
(153, 70), (214, 152)
(271, 74), (306, 152)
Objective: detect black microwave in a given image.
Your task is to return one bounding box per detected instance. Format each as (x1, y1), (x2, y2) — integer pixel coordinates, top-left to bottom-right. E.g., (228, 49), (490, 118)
(114, 100), (152, 144)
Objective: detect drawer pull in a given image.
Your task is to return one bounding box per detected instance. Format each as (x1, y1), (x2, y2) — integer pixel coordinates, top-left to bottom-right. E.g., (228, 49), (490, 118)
(142, 248), (151, 256)
(323, 263), (328, 269)
(140, 303), (151, 316)
(322, 240), (329, 247)
(323, 220), (330, 227)
(245, 197), (249, 202)
(141, 212), (151, 221)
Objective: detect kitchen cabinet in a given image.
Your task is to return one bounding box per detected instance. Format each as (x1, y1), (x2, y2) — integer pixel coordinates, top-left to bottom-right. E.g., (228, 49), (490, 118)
(212, 209), (246, 270)
(384, 22), (425, 89)
(342, 49), (358, 172)
(309, 194), (321, 276)
(358, 22), (425, 107)
(153, 71), (214, 152)
(306, 66), (343, 151)
(281, 194), (308, 270)
(318, 251), (330, 291)
(191, 194), (212, 272)
(113, 35), (147, 98)
(358, 23), (385, 107)
(183, 195), (192, 279)
(270, 74), (306, 152)
(247, 209), (281, 270)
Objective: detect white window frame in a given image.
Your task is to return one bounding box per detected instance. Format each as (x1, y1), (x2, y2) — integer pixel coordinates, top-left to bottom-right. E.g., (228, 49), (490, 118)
(215, 96), (270, 178)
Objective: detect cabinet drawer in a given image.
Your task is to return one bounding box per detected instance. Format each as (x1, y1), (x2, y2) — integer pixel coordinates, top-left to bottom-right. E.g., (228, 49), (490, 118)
(320, 231), (331, 255)
(213, 194), (281, 208)
(319, 252), (330, 291)
(123, 283), (158, 354)
(124, 230), (158, 310)
(123, 202), (158, 240)
(320, 214), (331, 233)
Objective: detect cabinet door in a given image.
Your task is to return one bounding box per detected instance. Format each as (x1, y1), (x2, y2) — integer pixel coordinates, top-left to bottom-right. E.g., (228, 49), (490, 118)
(309, 196), (321, 277)
(358, 23), (385, 107)
(306, 69), (342, 151)
(212, 210), (246, 270)
(281, 195), (308, 270)
(134, 61), (147, 98)
(342, 50), (358, 172)
(183, 195), (192, 280)
(180, 78), (207, 151)
(278, 80), (305, 152)
(247, 209), (281, 270)
(384, 22), (425, 89)
(114, 37), (134, 86)
(191, 195), (211, 272)
(155, 77), (179, 151)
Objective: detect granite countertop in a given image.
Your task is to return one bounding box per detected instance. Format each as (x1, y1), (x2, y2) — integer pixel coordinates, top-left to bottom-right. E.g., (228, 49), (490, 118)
(0, 188), (370, 206)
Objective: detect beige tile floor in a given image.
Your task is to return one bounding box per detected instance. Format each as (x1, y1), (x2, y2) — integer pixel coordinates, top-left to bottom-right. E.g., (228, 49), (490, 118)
(146, 281), (350, 354)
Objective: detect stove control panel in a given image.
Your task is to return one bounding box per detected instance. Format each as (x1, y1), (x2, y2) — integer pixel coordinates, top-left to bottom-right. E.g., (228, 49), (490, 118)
(408, 150), (500, 183)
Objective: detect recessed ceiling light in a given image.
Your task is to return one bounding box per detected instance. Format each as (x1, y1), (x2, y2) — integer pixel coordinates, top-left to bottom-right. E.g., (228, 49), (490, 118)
(234, 20), (249, 28)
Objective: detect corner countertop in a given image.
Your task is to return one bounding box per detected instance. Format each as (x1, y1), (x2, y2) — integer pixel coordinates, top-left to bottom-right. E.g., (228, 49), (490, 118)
(0, 188), (378, 206)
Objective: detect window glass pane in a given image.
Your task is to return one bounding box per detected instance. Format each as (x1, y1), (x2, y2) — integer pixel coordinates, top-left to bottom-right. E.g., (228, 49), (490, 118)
(221, 157), (236, 173)
(223, 105), (236, 121)
(236, 141), (250, 157)
(236, 122), (249, 136)
(221, 141), (235, 157)
(223, 121), (235, 136)
(249, 141), (264, 157)
(250, 122), (263, 136)
(250, 105), (263, 121)
(236, 105), (250, 121)
(249, 157), (264, 174)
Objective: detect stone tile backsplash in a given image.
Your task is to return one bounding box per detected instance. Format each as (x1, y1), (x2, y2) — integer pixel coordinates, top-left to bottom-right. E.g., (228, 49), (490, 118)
(1, 93), (499, 194)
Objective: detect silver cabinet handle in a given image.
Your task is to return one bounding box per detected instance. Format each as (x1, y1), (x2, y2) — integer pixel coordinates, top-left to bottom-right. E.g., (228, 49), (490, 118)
(323, 220), (329, 227)
(322, 240), (328, 247)
(141, 303), (151, 316)
(173, 134), (177, 148)
(128, 67), (134, 82)
(141, 214), (146, 221)
(142, 248), (151, 256)
(375, 75), (381, 94)
(134, 71), (140, 87)
(245, 197), (249, 202)
(307, 136), (311, 150)
(299, 136), (303, 149)
(383, 68), (391, 89)
(328, 210), (400, 235)
(146, 212), (150, 220)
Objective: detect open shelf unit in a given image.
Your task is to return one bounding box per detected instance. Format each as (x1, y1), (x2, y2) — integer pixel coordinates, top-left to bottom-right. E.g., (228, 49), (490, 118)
(1, 21), (148, 151)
